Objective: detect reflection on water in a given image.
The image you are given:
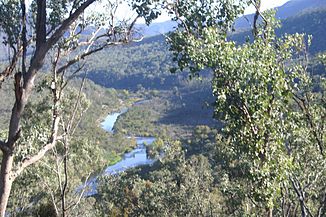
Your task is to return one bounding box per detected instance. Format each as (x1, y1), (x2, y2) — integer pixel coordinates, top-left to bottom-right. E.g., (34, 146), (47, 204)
(82, 110), (156, 196)
(104, 137), (156, 175)
(100, 108), (128, 132)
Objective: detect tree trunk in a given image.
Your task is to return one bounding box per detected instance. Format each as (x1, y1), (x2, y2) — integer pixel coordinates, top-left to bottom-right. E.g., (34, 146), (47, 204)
(0, 0), (100, 215)
(0, 153), (14, 217)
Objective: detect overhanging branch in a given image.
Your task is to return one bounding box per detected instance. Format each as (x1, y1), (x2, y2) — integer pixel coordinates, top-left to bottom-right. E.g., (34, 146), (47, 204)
(45, 0), (97, 52)
(27, 0), (97, 79)
(56, 45), (107, 75)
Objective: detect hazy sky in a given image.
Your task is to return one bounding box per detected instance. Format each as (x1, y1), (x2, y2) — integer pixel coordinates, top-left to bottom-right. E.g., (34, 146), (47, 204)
(133, 0), (292, 23)
(245, 0), (290, 14)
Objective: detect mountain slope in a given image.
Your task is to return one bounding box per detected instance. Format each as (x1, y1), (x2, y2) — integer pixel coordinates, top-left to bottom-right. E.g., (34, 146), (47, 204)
(139, 0), (326, 36)
(230, 8), (326, 54)
(235, 0), (326, 29)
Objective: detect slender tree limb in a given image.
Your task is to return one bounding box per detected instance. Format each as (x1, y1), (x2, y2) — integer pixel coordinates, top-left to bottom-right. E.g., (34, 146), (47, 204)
(251, 0), (267, 38)
(45, 0), (97, 52)
(289, 176), (314, 217)
(67, 173), (91, 212)
(292, 94), (324, 156)
(12, 115), (60, 179)
(36, 173), (60, 216)
(67, 72), (87, 135)
(61, 136), (68, 217)
(0, 50), (21, 87)
(62, 64), (85, 90)
(20, 0), (27, 75)
(56, 45), (106, 75)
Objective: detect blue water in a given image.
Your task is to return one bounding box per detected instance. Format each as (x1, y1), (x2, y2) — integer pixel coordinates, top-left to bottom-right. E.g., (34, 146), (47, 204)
(100, 108), (128, 133)
(81, 110), (156, 196)
(104, 137), (156, 175)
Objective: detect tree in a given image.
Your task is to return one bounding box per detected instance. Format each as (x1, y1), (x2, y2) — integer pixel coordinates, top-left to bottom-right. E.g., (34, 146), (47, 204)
(168, 0), (325, 216)
(96, 140), (219, 216)
(0, 0), (161, 215)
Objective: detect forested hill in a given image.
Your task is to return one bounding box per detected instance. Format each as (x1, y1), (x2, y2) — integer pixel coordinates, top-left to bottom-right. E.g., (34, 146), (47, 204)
(85, 8), (326, 91)
(231, 7), (326, 54)
(84, 34), (180, 91)
(138, 0), (326, 36)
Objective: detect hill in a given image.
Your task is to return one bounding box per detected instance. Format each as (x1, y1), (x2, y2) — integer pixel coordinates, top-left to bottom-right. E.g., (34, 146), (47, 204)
(235, 0), (326, 29)
(230, 7), (326, 54)
(84, 8), (326, 92)
(138, 0), (326, 36)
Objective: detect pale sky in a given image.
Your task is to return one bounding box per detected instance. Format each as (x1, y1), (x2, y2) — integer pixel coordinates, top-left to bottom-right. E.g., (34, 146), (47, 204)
(26, 0), (291, 24)
(126, 0), (292, 23)
(244, 0), (290, 14)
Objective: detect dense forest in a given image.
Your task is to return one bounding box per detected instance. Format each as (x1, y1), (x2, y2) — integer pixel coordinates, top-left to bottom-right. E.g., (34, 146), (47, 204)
(0, 0), (325, 216)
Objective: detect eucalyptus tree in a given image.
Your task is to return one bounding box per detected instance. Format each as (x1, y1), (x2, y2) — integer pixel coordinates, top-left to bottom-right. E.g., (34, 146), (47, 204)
(168, 0), (325, 216)
(0, 0), (162, 215)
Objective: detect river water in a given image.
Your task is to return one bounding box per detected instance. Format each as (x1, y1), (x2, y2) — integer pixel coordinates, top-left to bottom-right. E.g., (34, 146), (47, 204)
(83, 108), (156, 195)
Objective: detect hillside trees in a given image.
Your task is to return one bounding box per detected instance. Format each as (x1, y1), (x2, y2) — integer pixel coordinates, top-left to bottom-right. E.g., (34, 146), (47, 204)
(168, 0), (325, 216)
(0, 0), (161, 215)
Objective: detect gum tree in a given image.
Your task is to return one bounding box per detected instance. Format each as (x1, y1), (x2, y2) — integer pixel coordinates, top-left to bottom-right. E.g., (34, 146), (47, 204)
(0, 0), (162, 215)
(168, 0), (325, 216)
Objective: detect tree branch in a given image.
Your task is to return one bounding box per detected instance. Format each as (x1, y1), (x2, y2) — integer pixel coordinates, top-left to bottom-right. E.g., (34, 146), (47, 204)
(35, 0), (46, 50)
(12, 116), (60, 178)
(292, 94), (324, 156)
(26, 0), (97, 83)
(67, 173), (91, 212)
(56, 45), (107, 75)
(20, 0), (27, 75)
(45, 0), (97, 52)
(0, 141), (10, 154)
(0, 49), (22, 88)
(251, 0), (268, 38)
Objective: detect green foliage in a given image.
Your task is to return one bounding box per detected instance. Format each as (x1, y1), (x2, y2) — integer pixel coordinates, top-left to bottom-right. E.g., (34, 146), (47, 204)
(96, 140), (223, 217)
(168, 0), (249, 77)
(2, 76), (139, 216)
(169, 6), (326, 215)
(0, 0), (20, 46)
(83, 36), (181, 91)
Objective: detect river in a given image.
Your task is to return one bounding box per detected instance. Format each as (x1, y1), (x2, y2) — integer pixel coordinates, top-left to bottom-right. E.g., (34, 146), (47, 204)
(83, 108), (156, 195)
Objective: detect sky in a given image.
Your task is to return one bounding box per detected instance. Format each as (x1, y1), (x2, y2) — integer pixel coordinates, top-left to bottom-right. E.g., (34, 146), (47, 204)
(124, 0), (291, 23)
(28, 0), (291, 24)
(245, 0), (290, 14)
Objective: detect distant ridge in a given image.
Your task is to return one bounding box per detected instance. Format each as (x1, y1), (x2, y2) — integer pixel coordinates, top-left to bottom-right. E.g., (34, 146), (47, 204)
(139, 0), (326, 36)
(230, 7), (326, 54)
(235, 0), (326, 29)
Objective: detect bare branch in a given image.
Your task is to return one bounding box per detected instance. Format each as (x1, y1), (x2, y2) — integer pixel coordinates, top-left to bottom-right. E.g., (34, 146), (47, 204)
(56, 45), (106, 75)
(250, 0), (267, 38)
(36, 173), (60, 216)
(45, 0), (97, 52)
(67, 173), (91, 212)
(66, 73), (87, 135)
(20, 0), (27, 75)
(0, 49), (22, 87)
